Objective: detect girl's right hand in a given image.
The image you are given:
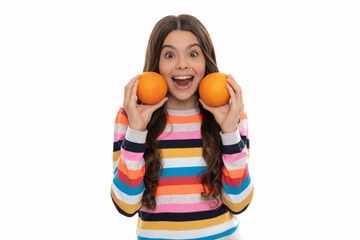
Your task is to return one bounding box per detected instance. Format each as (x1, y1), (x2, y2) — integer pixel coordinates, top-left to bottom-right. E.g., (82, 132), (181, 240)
(123, 75), (168, 131)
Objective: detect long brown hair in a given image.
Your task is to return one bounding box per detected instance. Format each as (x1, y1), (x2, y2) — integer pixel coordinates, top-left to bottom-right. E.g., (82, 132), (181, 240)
(141, 14), (223, 210)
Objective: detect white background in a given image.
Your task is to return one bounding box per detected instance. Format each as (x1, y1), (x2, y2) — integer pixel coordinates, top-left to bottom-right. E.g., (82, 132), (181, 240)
(1, 0), (359, 239)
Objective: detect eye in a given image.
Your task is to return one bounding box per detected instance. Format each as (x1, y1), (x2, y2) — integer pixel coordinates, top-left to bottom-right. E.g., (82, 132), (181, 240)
(189, 51), (199, 57)
(165, 52), (175, 58)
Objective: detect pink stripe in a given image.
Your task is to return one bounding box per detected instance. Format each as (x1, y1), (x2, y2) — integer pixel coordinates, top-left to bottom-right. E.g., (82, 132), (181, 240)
(223, 148), (248, 162)
(140, 201), (221, 213)
(158, 131), (201, 140)
(239, 128), (248, 137)
(120, 148), (143, 162)
(114, 132), (126, 142)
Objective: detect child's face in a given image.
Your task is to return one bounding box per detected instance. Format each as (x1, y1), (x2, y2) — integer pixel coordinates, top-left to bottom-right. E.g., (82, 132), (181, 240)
(159, 30), (206, 109)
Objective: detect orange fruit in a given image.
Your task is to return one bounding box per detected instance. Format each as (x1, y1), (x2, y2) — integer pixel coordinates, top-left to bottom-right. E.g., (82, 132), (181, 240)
(199, 72), (230, 107)
(136, 72), (168, 105)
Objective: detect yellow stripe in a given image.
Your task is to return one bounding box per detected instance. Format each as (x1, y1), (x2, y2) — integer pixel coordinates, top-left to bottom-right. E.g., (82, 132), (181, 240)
(160, 147), (203, 159)
(113, 150), (121, 162)
(222, 186), (254, 213)
(138, 211), (234, 231)
(111, 187), (142, 214)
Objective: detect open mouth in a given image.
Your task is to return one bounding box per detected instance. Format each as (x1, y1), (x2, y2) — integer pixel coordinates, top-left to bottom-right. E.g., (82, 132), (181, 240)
(172, 75), (194, 88)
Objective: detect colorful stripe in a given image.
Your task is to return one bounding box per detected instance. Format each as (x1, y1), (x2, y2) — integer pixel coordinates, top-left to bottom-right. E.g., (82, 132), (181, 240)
(159, 166), (206, 178)
(158, 130), (201, 140)
(157, 175), (201, 186)
(222, 148), (248, 163)
(166, 114), (202, 124)
(140, 201), (217, 214)
(137, 224), (238, 240)
(111, 107), (253, 239)
(155, 184), (205, 196)
(138, 211), (234, 231)
(159, 138), (202, 149)
(139, 204), (228, 222)
(113, 173), (145, 196)
(137, 218), (239, 239)
(162, 157), (207, 168)
(160, 147), (203, 158)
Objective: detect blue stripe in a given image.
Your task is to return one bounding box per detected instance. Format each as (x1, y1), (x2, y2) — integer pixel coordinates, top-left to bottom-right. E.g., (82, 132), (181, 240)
(137, 223), (239, 240)
(159, 166), (206, 178)
(113, 173), (144, 196)
(222, 174), (251, 195)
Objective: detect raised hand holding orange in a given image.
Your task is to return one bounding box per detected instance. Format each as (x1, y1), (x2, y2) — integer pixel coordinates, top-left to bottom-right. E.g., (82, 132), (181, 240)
(199, 74), (244, 133)
(123, 74), (168, 131)
(137, 72), (168, 105)
(199, 72), (230, 107)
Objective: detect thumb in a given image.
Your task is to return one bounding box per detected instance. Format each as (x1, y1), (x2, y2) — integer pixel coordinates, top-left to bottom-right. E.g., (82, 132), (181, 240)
(150, 97), (168, 111)
(199, 98), (215, 113)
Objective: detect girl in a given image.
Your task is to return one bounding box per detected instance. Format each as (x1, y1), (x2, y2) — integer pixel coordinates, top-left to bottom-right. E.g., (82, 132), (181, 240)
(111, 14), (253, 240)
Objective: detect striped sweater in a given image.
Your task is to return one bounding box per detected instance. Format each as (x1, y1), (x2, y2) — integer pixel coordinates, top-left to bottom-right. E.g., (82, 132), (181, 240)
(111, 108), (254, 240)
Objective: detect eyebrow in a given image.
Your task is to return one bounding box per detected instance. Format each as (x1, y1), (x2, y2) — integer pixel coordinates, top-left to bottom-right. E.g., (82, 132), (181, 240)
(161, 43), (201, 50)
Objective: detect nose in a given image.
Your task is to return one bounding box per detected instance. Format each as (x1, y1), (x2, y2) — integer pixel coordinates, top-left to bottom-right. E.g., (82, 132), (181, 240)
(176, 56), (189, 70)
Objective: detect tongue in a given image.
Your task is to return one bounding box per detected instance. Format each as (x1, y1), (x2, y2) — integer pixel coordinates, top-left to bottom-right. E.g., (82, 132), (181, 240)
(174, 79), (190, 86)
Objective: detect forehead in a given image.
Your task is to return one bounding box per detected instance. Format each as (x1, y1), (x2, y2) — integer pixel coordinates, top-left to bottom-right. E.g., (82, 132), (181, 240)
(162, 30), (199, 47)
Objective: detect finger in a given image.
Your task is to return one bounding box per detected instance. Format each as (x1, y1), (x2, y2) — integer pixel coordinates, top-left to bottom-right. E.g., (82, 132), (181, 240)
(151, 97), (168, 111)
(124, 75), (140, 104)
(226, 83), (237, 104)
(226, 75), (242, 97)
(199, 98), (215, 113)
(226, 75), (242, 93)
(226, 76), (242, 104)
(130, 79), (139, 103)
(227, 74), (235, 81)
(124, 76), (136, 102)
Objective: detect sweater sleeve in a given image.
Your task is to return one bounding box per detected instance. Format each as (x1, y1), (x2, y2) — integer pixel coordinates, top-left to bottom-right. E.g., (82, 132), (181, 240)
(110, 108), (147, 217)
(220, 110), (254, 214)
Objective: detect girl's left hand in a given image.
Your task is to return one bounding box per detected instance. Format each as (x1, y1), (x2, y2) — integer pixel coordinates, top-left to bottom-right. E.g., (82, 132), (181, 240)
(199, 74), (244, 134)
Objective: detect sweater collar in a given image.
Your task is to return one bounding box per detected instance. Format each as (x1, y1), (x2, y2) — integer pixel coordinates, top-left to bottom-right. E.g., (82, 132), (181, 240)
(166, 108), (200, 116)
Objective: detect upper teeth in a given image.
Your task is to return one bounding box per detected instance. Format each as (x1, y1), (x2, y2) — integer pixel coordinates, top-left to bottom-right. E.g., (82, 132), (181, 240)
(173, 76), (192, 80)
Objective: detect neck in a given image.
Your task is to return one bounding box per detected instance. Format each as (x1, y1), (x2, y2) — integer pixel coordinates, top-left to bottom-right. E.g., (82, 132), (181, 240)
(165, 95), (199, 110)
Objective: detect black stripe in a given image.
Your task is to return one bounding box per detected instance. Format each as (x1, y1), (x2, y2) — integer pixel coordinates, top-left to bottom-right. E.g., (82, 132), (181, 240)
(241, 136), (250, 149)
(158, 139), (203, 149)
(138, 204), (229, 222)
(222, 140), (245, 154)
(121, 138), (146, 153)
(113, 140), (122, 152)
(111, 195), (139, 217)
(115, 138), (248, 152)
